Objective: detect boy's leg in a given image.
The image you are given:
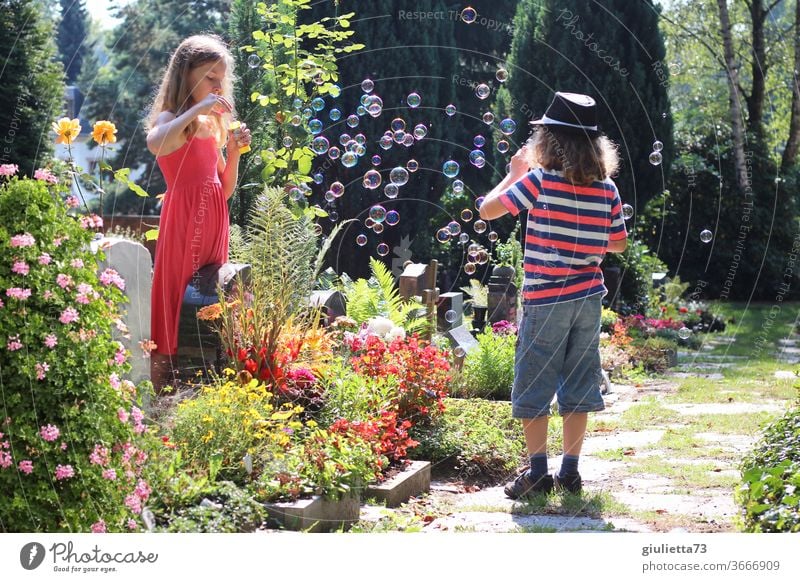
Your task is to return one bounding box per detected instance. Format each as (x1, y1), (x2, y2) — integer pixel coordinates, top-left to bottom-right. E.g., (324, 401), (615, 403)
(522, 416), (549, 477)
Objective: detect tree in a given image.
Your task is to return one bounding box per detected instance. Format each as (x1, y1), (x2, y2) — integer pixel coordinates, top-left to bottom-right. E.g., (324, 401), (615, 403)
(0, 0), (65, 177)
(496, 0), (674, 213)
(781, 0), (800, 171)
(57, 0), (89, 85)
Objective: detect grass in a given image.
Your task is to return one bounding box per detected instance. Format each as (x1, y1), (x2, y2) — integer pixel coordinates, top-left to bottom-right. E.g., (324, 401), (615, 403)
(706, 302), (798, 358)
(617, 397), (682, 430)
(624, 457), (739, 490)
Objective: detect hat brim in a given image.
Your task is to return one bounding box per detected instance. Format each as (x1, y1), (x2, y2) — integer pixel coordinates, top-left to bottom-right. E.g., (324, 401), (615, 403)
(530, 118), (601, 138)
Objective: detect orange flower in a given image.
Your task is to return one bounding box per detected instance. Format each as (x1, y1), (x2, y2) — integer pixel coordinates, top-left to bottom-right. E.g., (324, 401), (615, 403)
(52, 117), (81, 145)
(197, 303), (223, 321)
(91, 120), (117, 146)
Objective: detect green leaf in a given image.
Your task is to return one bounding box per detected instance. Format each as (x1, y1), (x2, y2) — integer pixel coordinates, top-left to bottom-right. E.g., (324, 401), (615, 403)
(144, 228), (159, 241)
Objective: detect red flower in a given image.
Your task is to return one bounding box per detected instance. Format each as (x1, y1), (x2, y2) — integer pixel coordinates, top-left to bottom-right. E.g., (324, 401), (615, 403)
(679, 307), (688, 313)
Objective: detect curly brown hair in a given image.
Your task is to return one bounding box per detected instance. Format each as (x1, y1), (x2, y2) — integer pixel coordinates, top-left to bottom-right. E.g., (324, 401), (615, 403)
(525, 126), (619, 185)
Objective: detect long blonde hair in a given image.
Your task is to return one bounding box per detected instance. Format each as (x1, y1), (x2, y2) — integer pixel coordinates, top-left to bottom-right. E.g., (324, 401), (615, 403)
(145, 34), (236, 148)
(525, 126), (619, 186)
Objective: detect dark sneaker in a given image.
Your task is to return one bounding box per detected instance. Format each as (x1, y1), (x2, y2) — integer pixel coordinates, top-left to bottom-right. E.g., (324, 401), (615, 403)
(504, 470), (554, 499)
(554, 472), (582, 493)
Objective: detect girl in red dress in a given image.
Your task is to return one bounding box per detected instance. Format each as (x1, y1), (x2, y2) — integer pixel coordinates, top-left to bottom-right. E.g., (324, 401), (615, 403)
(144, 34), (251, 391)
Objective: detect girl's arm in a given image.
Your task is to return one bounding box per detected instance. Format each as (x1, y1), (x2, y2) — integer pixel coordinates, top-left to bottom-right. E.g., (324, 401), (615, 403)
(146, 94), (232, 156)
(479, 147), (531, 221)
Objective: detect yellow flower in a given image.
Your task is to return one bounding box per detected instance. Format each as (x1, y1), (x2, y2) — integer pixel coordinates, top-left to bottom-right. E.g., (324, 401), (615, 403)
(52, 117), (81, 145)
(91, 120), (117, 145)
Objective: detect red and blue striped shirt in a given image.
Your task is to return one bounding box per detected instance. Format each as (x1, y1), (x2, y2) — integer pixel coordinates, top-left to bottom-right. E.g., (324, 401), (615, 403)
(498, 168), (627, 306)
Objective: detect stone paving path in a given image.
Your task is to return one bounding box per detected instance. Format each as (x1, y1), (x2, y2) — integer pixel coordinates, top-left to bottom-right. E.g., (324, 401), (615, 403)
(358, 333), (798, 533)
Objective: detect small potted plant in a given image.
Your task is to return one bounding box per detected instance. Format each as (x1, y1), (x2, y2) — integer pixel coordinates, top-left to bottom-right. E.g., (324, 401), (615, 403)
(461, 279), (488, 332)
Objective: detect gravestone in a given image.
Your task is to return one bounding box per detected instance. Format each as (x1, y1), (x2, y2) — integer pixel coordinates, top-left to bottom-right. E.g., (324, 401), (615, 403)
(309, 289), (346, 325)
(92, 237), (152, 388)
(436, 292), (464, 331)
(487, 275), (517, 324)
(399, 262), (428, 300)
(444, 324), (479, 370)
(178, 263), (251, 374)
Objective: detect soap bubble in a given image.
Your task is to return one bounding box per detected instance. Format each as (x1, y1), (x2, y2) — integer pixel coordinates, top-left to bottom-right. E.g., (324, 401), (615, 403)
(361, 78), (374, 93)
(461, 6), (477, 23)
(621, 204), (634, 220)
(282, 135), (293, 148)
(443, 160), (460, 178)
(458, 209), (472, 222)
(473, 134), (486, 148)
(413, 124), (428, 140)
(373, 222), (384, 234)
(475, 84), (491, 100)
(406, 159), (419, 173)
(653, 140), (664, 152)
(475, 196), (485, 209)
(402, 133), (415, 147)
(454, 346), (467, 358)
(247, 54), (261, 68)
(311, 136), (330, 155)
(482, 112), (495, 125)
(474, 219), (487, 233)
(477, 249), (490, 264)
(360, 94), (370, 106)
(356, 105), (367, 116)
(356, 233), (368, 246)
(488, 231), (499, 242)
(445, 310), (458, 323)
(407, 92), (422, 108)
(448, 221), (461, 235)
(393, 130), (406, 144)
(385, 210), (400, 226)
(289, 187), (303, 201)
(290, 114), (302, 126)
(308, 119), (323, 135)
(313, 173), (324, 184)
(293, 98), (303, 110)
(341, 151), (358, 168)
(302, 108), (313, 119)
(371, 154), (382, 166)
(330, 182), (345, 198)
(329, 108), (341, 121)
(391, 118), (406, 132)
(354, 133), (367, 145)
(346, 114), (359, 128)
(365, 218), (375, 228)
(459, 232), (470, 244)
(436, 228), (451, 243)
(312, 223), (323, 235)
(464, 263), (477, 275)
(445, 104), (457, 116)
(497, 140), (510, 153)
(390, 166), (409, 185)
(453, 179), (465, 193)
(379, 135), (393, 150)
(649, 151), (663, 165)
(384, 183), (399, 199)
(469, 149), (486, 167)
(363, 169), (382, 190)
(329, 211), (339, 222)
(366, 95), (383, 117)
(678, 327), (692, 340)
(311, 97), (325, 112)
(376, 243), (390, 256)
(329, 84), (341, 98)
(496, 68), (508, 82)
(327, 146), (341, 160)
(369, 205), (387, 223)
(700, 229), (713, 243)
(499, 118), (517, 135)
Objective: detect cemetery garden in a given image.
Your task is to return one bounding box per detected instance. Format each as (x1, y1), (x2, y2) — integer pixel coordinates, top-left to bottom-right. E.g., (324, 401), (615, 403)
(1, 0), (800, 534)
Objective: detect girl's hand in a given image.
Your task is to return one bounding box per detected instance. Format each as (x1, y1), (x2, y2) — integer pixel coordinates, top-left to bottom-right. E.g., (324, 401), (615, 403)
(194, 93), (233, 117)
(228, 122), (251, 152)
(509, 146), (530, 177)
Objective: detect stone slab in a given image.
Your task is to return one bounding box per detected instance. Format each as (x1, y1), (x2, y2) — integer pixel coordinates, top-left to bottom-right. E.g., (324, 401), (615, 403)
(264, 493), (360, 532)
(426, 511), (651, 533)
(365, 460), (431, 507)
(580, 430), (665, 454)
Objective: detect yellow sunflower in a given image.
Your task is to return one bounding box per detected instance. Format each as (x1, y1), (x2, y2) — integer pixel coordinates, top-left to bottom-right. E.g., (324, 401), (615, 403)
(91, 120), (117, 146)
(52, 117), (81, 145)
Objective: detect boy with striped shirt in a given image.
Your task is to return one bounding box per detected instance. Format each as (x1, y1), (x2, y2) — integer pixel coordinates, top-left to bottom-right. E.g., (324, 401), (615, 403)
(479, 92), (628, 497)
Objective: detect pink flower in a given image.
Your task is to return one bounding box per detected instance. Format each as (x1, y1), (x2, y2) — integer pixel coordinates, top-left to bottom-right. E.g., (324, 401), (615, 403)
(89, 444), (110, 467)
(35, 362), (49, 380)
(79, 214), (103, 230)
(56, 274), (73, 289)
(65, 196), (79, 208)
(38, 253), (52, 265)
(6, 287), (32, 300)
(131, 407), (144, 424)
(90, 520), (107, 533)
(60, 441), (67, 451)
(139, 339), (157, 358)
(10, 233), (35, 248)
(117, 408), (129, 423)
(43, 290), (54, 300)
(34, 168), (58, 184)
(0, 163), (19, 176)
(54, 464), (75, 480)
(0, 450), (11, 469)
(12, 261), (29, 276)
(127, 519), (137, 530)
(124, 493), (142, 514)
(44, 334), (58, 348)
(102, 468), (117, 480)
(99, 268), (125, 291)
(40, 424), (60, 442)
(18, 460), (33, 474)
(0, 298), (4, 309)
(134, 479), (151, 501)
(70, 258), (84, 269)
(109, 373), (121, 390)
(114, 343), (127, 365)
(59, 307), (79, 324)
(53, 236), (66, 247)
(6, 335), (23, 351)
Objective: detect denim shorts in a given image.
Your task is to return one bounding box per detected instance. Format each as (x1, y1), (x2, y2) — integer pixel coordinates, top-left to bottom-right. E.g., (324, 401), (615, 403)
(511, 294), (606, 418)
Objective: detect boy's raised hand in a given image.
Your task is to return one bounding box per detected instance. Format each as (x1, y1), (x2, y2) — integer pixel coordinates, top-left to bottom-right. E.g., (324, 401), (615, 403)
(509, 146), (530, 178)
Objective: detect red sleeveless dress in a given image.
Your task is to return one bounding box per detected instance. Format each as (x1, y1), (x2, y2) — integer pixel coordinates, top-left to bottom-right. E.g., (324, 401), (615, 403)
(151, 134), (229, 355)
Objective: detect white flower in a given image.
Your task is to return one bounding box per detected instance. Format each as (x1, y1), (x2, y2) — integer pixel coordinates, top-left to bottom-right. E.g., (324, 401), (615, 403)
(366, 316), (395, 338)
(385, 326), (407, 343)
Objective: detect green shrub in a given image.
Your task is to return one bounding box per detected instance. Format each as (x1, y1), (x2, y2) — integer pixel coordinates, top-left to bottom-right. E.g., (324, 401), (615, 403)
(157, 480), (267, 533)
(629, 337), (678, 372)
(600, 307), (619, 333)
(453, 328), (516, 400)
(315, 361), (398, 426)
(0, 176), (150, 532)
(736, 400), (800, 532)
